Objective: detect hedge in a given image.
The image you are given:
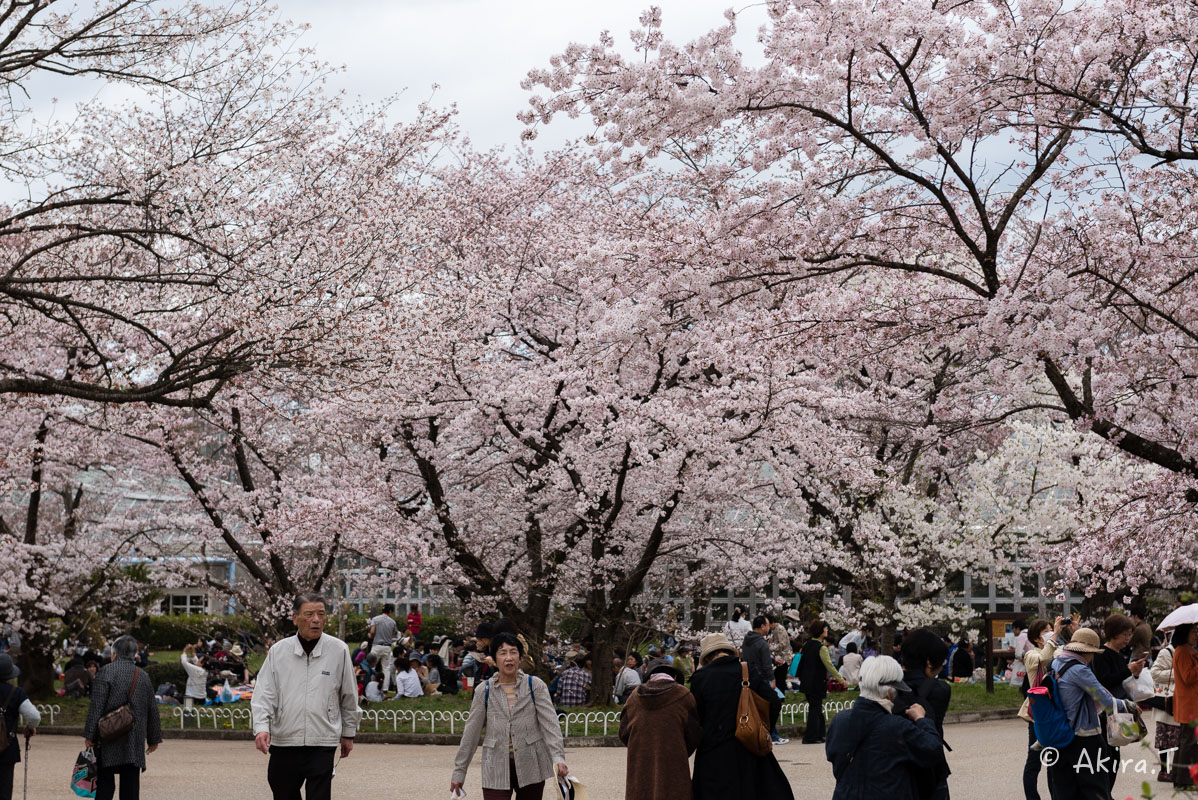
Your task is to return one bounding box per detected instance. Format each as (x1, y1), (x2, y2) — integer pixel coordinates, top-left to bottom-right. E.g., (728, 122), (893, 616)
(131, 615), (261, 650)
(131, 611), (463, 651)
(145, 661), (189, 695)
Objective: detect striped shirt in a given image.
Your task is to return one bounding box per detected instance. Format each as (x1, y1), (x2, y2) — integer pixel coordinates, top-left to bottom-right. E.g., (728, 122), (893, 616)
(500, 681), (519, 752)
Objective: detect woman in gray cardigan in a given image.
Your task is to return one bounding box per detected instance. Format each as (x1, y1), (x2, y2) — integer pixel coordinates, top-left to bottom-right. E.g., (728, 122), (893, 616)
(451, 632), (568, 799)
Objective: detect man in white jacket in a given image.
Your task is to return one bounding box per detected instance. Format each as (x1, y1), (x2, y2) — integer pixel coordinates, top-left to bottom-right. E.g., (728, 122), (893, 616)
(252, 592), (360, 800)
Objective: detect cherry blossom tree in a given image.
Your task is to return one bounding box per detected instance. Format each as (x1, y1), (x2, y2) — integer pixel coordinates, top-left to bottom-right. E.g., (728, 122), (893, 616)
(366, 151), (825, 700)
(522, 0), (1198, 595)
(0, 400), (185, 696)
(0, 0), (435, 407)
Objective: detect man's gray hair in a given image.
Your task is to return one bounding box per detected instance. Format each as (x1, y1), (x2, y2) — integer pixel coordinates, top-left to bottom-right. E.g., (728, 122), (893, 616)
(293, 592), (328, 613)
(859, 655), (904, 702)
(112, 635), (139, 661)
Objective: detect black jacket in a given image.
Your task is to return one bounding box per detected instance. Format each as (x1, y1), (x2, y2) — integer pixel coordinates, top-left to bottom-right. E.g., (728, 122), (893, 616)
(893, 671), (951, 736)
(891, 671), (952, 794)
(83, 658), (163, 770)
(1091, 647), (1131, 701)
(688, 655), (794, 800)
(950, 645), (973, 679)
(826, 697), (944, 800)
(741, 631), (773, 686)
(0, 682), (28, 766)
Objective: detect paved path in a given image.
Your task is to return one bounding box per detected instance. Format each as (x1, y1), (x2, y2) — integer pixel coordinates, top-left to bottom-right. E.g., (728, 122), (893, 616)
(21, 720), (1166, 798)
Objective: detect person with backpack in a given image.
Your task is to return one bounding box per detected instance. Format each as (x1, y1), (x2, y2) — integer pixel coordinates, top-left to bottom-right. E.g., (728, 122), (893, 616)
(1017, 617), (1069, 800)
(826, 655), (944, 799)
(450, 632), (567, 800)
(1040, 627), (1136, 799)
(892, 629), (952, 800)
(0, 654), (39, 800)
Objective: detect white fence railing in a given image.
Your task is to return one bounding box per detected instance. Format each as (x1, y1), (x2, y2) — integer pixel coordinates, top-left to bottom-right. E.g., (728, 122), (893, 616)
(167, 699), (851, 736)
(779, 700), (853, 725)
(34, 704), (60, 725)
(559, 711), (621, 737)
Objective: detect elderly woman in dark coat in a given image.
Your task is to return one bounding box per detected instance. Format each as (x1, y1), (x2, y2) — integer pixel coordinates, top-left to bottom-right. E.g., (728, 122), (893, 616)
(83, 635), (163, 800)
(619, 658), (702, 800)
(689, 633), (794, 800)
(825, 655), (943, 800)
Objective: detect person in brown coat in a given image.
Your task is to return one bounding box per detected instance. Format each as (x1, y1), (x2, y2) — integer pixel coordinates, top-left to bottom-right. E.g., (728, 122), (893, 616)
(618, 658), (702, 800)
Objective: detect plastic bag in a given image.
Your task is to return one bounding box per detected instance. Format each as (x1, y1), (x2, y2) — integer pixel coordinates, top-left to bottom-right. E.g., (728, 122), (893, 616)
(71, 747), (97, 798)
(1122, 670), (1154, 703)
(219, 679), (234, 703)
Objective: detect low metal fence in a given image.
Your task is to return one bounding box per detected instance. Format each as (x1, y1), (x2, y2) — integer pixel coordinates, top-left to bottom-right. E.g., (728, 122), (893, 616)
(163, 699), (851, 736)
(34, 704), (60, 725)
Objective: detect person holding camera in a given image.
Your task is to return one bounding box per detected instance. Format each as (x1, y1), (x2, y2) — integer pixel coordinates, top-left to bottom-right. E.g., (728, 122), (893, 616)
(1016, 616), (1072, 800)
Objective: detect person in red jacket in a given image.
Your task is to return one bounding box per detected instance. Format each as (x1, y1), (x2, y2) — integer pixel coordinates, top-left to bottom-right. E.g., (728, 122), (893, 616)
(406, 604), (423, 638)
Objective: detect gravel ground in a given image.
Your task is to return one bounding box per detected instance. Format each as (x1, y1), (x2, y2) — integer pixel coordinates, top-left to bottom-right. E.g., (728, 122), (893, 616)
(18, 718), (1166, 799)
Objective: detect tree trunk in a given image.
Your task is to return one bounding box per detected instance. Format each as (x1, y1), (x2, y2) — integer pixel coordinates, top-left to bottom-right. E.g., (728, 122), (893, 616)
(589, 620), (616, 707)
(689, 587), (711, 633)
(17, 630), (57, 699)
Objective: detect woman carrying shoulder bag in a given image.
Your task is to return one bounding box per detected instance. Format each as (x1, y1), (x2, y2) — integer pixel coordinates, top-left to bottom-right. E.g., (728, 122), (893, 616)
(1016, 617), (1067, 800)
(1151, 630), (1178, 784)
(450, 632), (567, 799)
(689, 633), (794, 800)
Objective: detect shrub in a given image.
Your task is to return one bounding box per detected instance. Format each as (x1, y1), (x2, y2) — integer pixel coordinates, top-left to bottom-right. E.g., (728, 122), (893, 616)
(131, 615), (261, 650)
(145, 661), (189, 695)
(418, 614), (460, 643)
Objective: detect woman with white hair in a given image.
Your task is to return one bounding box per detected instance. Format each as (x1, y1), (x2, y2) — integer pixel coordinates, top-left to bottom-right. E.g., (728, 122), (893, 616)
(83, 635), (163, 800)
(825, 655), (944, 799)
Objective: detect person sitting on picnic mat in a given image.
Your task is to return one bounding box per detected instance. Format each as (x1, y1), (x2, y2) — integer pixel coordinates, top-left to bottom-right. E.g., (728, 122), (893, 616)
(450, 632), (568, 800)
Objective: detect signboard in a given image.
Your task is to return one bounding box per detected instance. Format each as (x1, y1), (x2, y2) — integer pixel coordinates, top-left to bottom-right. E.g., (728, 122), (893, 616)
(982, 612), (1025, 693)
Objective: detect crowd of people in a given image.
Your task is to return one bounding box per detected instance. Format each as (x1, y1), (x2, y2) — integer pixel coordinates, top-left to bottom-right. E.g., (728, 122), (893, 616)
(5, 593), (1195, 800)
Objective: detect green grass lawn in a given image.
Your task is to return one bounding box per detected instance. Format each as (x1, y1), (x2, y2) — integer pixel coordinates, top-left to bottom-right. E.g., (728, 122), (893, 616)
(38, 679), (1022, 733)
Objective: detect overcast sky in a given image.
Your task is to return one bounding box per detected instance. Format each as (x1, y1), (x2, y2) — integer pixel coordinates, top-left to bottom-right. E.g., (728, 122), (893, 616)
(281, 0), (767, 150)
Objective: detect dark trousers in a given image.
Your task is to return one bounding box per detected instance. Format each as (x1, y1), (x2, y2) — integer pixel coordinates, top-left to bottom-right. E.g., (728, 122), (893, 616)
(1023, 721), (1042, 800)
(802, 692), (826, 743)
(267, 746), (336, 800)
(481, 759), (545, 800)
(0, 762), (13, 800)
(1176, 722), (1198, 788)
(1046, 735), (1109, 800)
(96, 765), (140, 800)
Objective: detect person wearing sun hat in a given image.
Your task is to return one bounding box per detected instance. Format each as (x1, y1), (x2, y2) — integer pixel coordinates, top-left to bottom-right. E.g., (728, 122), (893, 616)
(1045, 626), (1138, 798)
(688, 633), (794, 800)
(0, 653), (40, 800)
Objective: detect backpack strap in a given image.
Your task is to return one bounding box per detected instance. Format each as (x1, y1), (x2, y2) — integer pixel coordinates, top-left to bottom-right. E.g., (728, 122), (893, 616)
(1054, 659), (1087, 730)
(1, 683), (17, 741)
